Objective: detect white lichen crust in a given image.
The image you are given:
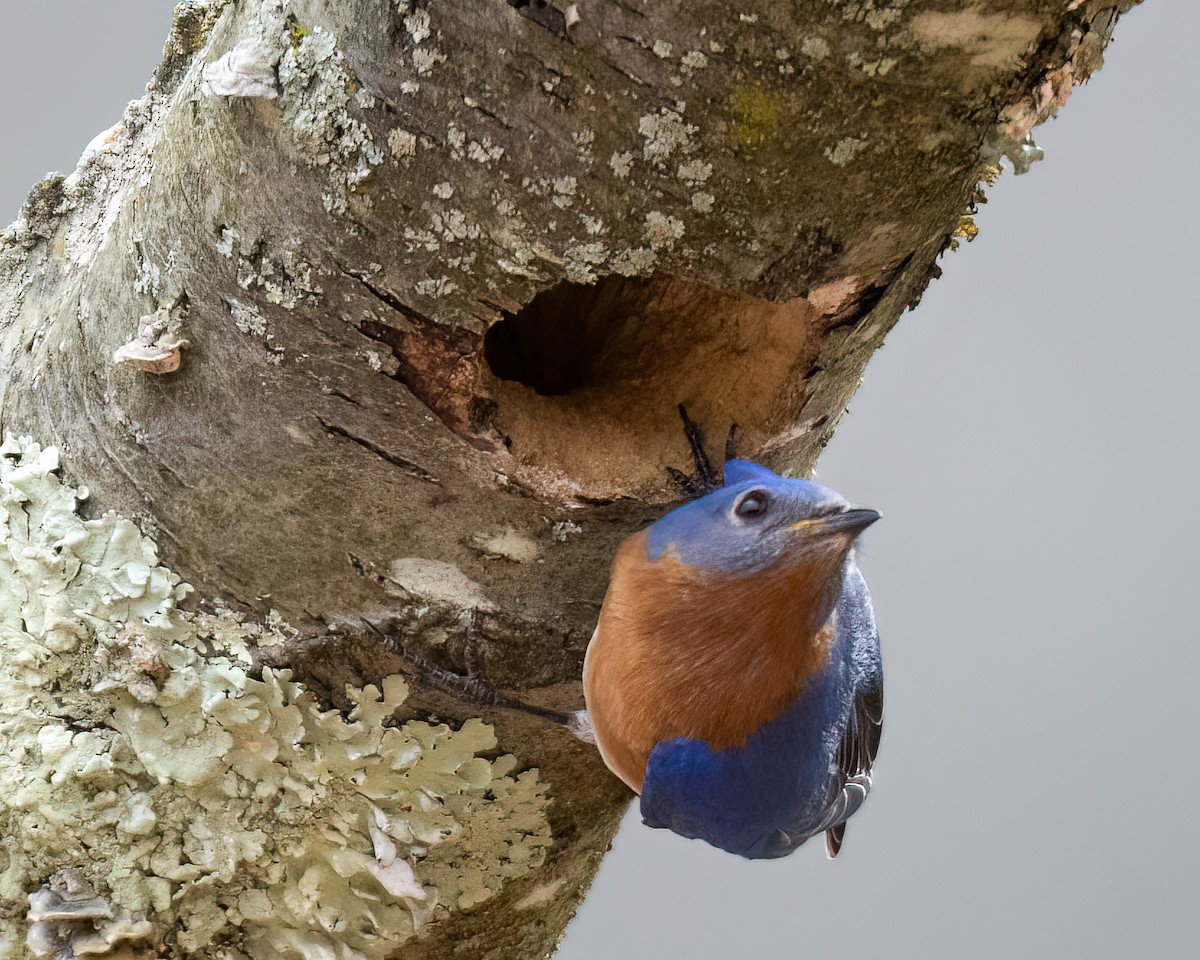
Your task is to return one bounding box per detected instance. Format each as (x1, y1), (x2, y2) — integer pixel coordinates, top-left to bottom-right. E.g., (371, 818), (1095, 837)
(0, 438), (551, 959)
(278, 23), (383, 215)
(201, 40), (280, 99)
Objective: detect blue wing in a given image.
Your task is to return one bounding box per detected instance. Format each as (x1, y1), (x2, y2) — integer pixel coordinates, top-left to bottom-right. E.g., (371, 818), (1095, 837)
(821, 562), (883, 857)
(640, 559), (883, 859)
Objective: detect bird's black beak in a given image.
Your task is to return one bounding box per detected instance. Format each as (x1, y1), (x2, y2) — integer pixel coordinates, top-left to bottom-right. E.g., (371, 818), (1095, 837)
(826, 508), (881, 534)
(789, 508), (881, 537)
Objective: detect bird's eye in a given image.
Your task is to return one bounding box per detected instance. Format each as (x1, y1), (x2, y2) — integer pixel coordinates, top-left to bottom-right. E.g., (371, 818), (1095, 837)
(734, 489), (770, 520)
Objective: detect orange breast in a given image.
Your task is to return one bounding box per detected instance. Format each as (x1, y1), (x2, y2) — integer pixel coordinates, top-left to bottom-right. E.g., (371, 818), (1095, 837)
(582, 530), (835, 793)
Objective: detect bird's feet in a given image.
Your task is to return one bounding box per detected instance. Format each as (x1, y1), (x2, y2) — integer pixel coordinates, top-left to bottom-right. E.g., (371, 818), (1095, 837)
(665, 403), (738, 498)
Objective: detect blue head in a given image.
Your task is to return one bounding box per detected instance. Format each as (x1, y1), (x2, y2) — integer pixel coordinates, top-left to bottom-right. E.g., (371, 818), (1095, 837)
(645, 459), (879, 579)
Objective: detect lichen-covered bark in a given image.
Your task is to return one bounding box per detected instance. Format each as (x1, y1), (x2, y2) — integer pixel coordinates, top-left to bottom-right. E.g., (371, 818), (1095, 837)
(0, 0), (1139, 957)
(0, 439), (569, 960)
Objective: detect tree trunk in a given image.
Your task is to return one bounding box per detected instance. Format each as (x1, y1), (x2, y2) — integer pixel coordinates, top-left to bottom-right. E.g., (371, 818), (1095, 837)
(0, 1), (1138, 957)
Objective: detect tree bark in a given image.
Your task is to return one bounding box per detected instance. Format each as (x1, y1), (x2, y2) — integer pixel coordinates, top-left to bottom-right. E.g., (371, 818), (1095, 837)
(0, 1), (1138, 957)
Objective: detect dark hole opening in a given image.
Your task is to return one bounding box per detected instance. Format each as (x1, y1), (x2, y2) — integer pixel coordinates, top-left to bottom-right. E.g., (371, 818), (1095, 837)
(505, 0), (566, 35)
(479, 272), (819, 496)
(483, 277), (633, 396)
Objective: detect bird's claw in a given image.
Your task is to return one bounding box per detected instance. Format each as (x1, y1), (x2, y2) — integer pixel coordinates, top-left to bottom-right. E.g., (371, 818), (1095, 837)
(667, 403), (739, 498)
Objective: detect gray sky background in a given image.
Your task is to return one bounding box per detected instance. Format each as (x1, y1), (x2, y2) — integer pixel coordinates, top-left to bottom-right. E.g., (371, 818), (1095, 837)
(2, 3), (1196, 959)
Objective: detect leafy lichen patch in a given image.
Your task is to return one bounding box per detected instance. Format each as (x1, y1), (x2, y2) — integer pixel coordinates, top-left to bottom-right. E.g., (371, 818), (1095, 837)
(0, 438), (551, 959)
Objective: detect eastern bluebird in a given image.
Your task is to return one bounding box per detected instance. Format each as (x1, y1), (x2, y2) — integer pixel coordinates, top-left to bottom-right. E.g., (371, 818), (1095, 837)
(582, 455), (882, 859)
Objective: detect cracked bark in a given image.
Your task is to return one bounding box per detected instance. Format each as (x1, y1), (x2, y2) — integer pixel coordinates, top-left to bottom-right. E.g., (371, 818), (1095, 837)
(0, 0), (1140, 957)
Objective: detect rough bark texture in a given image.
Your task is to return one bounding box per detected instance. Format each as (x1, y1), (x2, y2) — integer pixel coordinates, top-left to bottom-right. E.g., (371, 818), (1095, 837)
(0, 1), (1139, 958)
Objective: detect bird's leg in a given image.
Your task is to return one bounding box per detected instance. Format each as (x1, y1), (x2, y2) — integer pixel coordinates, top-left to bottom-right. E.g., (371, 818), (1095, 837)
(397, 614), (578, 725)
(679, 403), (718, 490)
(402, 648), (577, 724)
(724, 422), (739, 466)
(404, 648), (504, 707)
(667, 404), (739, 498)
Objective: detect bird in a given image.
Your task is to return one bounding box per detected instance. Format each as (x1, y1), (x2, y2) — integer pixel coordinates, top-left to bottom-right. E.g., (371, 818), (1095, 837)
(582, 445), (882, 860)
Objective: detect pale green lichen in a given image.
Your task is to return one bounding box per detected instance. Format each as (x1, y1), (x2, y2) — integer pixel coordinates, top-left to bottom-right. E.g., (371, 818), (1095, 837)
(676, 159), (712, 187)
(825, 136), (868, 166)
(637, 109), (697, 165)
(608, 151), (633, 178)
(217, 227), (322, 309)
(609, 247), (658, 277)
(800, 36), (831, 61)
(226, 298), (268, 338)
(414, 276), (458, 298)
(466, 137), (504, 165)
(564, 242), (608, 283)
(277, 24), (383, 214)
(0, 438), (551, 959)
(642, 211), (684, 250)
